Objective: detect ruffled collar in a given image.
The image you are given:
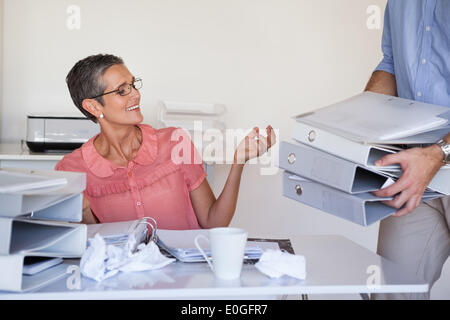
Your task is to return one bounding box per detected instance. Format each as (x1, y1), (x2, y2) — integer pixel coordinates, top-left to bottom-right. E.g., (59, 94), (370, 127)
(81, 124), (158, 178)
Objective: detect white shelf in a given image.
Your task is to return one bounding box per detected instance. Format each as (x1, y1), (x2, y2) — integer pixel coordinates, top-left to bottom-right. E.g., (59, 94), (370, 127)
(0, 143), (66, 161)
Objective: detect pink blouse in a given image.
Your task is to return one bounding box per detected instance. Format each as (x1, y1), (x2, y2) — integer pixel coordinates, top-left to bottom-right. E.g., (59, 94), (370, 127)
(55, 124), (207, 229)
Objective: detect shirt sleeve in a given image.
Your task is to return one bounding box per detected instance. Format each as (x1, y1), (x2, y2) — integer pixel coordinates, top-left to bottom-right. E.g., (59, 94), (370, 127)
(54, 159), (66, 171)
(54, 151), (83, 173)
(374, 2), (395, 75)
(172, 128), (207, 191)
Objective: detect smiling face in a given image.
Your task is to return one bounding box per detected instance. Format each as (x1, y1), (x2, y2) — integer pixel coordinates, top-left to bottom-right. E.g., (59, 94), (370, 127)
(94, 64), (144, 125)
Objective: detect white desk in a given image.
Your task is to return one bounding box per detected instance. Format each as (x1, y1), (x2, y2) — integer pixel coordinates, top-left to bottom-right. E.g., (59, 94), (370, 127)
(0, 143), (65, 170)
(0, 235), (428, 300)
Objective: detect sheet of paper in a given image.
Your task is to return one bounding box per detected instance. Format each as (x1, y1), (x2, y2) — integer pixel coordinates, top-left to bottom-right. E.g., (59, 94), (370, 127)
(87, 220), (139, 239)
(156, 229), (209, 249)
(156, 229), (276, 262)
(247, 241), (279, 250)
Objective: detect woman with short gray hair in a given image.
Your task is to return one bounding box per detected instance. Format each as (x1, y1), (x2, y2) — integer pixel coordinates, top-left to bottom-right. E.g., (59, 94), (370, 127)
(56, 54), (276, 229)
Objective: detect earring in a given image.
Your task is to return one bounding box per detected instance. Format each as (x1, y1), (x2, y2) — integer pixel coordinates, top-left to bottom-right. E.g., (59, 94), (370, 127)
(99, 114), (104, 119)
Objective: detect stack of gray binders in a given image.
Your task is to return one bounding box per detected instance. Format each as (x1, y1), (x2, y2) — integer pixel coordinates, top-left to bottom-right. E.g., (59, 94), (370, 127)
(0, 167), (87, 292)
(279, 92), (449, 226)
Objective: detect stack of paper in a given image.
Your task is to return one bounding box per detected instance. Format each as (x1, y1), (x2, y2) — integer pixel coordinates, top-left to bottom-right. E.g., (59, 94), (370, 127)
(86, 218), (152, 251)
(279, 92), (447, 226)
(156, 229), (264, 262)
(0, 168), (87, 292)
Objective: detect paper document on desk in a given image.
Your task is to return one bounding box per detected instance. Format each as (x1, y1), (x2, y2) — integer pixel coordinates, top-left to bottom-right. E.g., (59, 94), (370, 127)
(86, 218), (156, 253)
(156, 229), (265, 262)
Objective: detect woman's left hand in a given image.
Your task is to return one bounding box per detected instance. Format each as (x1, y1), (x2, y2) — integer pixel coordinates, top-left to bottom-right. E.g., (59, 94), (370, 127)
(234, 125), (277, 164)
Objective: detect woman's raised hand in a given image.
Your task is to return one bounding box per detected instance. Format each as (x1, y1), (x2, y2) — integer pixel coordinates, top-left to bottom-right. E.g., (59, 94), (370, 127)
(234, 125), (276, 164)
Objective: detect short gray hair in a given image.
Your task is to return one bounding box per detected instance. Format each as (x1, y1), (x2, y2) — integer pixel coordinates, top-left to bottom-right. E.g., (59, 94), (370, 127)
(66, 54), (124, 122)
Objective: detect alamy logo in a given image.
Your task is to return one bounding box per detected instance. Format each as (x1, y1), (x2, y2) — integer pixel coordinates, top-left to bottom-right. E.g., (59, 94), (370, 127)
(169, 123), (279, 176)
(66, 5), (81, 30)
(366, 5), (381, 30)
(366, 265), (381, 290)
(66, 265), (81, 290)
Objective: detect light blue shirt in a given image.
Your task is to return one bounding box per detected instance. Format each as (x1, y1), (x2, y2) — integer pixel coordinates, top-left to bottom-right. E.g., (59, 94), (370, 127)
(375, 0), (450, 107)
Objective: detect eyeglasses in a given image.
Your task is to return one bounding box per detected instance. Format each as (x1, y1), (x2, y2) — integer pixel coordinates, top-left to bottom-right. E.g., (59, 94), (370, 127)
(89, 78), (142, 100)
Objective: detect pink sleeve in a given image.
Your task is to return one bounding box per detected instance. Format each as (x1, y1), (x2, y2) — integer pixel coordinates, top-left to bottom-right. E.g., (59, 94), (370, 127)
(171, 128), (207, 191)
(54, 159), (66, 171)
(54, 150), (84, 173)
(184, 162), (207, 191)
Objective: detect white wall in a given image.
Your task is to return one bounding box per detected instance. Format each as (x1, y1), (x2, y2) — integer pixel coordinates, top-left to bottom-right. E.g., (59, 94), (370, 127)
(1, 0), (449, 298)
(0, 0), (3, 127)
(2, 0), (385, 143)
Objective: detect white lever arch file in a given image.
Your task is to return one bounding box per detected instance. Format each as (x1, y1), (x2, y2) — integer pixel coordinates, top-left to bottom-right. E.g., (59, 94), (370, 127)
(279, 141), (394, 194)
(283, 172), (442, 226)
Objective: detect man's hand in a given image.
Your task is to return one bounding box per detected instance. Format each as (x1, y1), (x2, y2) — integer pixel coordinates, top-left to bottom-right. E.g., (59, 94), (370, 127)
(373, 145), (444, 217)
(234, 126), (276, 164)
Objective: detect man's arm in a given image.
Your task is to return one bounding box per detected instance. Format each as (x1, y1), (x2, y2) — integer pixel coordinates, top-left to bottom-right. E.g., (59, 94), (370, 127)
(363, 2), (449, 217)
(365, 70), (398, 96)
(366, 70), (448, 216)
(366, 69), (448, 217)
(366, 3), (397, 96)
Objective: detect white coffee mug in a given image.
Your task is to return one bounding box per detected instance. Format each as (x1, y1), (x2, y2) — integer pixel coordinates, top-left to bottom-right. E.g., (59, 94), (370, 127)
(194, 227), (248, 280)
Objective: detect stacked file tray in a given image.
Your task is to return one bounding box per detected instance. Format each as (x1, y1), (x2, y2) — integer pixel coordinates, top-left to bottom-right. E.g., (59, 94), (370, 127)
(157, 100), (227, 163)
(157, 100), (227, 133)
(0, 168), (87, 292)
(279, 92), (448, 226)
